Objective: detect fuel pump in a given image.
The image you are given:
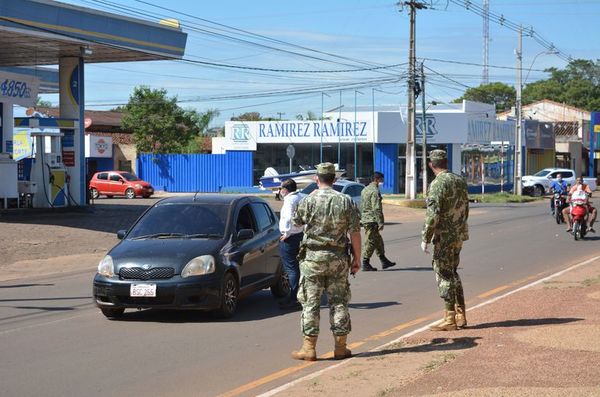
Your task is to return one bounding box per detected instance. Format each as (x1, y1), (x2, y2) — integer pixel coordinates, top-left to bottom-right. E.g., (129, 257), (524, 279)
(30, 130), (69, 208)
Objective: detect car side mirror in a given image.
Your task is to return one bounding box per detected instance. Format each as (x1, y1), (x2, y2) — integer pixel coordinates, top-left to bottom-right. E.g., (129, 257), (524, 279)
(237, 229), (254, 241)
(120, 180), (125, 184)
(117, 230), (127, 240)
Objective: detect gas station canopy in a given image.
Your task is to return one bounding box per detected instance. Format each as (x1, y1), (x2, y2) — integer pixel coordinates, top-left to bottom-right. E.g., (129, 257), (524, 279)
(0, 0), (187, 66)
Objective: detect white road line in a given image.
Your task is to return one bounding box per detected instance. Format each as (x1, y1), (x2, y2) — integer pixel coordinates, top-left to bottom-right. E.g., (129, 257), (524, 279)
(257, 254), (600, 397)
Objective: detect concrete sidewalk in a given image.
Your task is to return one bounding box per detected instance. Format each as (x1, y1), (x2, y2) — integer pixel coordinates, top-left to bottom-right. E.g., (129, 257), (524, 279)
(267, 255), (600, 397)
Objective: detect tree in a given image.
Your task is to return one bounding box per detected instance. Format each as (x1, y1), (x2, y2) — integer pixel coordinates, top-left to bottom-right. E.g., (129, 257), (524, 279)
(36, 96), (52, 107)
(231, 112), (262, 121)
(122, 86), (203, 154)
(523, 59), (600, 111)
(453, 82), (516, 112)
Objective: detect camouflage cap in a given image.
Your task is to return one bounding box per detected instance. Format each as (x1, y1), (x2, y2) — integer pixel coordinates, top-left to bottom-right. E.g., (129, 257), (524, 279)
(316, 162), (336, 175)
(429, 149), (447, 161)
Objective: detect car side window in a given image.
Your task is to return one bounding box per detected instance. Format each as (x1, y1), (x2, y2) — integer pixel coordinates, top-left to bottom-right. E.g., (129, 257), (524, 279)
(562, 171), (573, 178)
(236, 204), (257, 233)
(251, 203), (274, 231)
(345, 186), (360, 197)
(110, 174), (122, 182)
(97, 173), (108, 180)
(549, 172), (558, 179)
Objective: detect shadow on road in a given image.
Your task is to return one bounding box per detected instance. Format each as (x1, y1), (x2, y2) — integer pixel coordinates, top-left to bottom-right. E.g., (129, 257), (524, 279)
(13, 306), (76, 311)
(349, 301), (400, 309)
(469, 317), (583, 329)
(0, 283), (55, 288)
(358, 336), (482, 359)
(385, 267), (432, 272)
(0, 296), (91, 302)
(112, 290), (290, 323)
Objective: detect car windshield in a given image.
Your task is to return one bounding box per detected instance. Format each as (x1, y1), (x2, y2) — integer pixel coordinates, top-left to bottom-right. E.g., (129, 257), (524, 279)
(302, 182), (344, 194)
(120, 172), (140, 181)
(333, 184), (344, 192)
(534, 170), (551, 177)
(127, 203), (229, 239)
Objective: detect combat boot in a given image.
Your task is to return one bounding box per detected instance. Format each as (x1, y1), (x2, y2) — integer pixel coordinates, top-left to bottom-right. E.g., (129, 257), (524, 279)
(291, 335), (317, 361)
(361, 259), (377, 272)
(333, 334), (352, 360)
(379, 255), (396, 270)
(455, 304), (467, 328)
(429, 311), (457, 331)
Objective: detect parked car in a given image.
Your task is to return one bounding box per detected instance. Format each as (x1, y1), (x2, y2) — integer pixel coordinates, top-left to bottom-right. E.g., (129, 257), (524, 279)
(89, 171), (154, 199)
(522, 168), (597, 196)
(93, 195), (289, 319)
(300, 179), (365, 206)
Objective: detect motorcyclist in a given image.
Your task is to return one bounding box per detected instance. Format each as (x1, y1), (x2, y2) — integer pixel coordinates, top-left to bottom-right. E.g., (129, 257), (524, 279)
(549, 173), (568, 215)
(563, 177), (597, 233)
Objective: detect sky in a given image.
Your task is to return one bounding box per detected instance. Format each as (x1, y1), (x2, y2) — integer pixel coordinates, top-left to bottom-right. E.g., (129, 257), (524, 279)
(48, 0), (600, 126)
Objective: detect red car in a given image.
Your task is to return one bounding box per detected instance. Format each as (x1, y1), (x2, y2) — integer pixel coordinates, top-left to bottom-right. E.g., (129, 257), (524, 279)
(89, 171), (154, 199)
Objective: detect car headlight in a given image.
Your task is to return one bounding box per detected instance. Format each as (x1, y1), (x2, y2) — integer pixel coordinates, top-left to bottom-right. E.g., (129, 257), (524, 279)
(181, 255), (215, 278)
(98, 255), (114, 277)
(135, 184), (142, 188)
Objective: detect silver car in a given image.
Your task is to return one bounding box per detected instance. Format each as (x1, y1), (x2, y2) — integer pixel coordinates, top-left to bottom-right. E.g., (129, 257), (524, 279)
(300, 180), (365, 207)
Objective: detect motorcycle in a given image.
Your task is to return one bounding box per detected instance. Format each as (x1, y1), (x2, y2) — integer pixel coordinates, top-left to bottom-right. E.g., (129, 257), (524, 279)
(571, 202), (588, 241)
(552, 192), (567, 224)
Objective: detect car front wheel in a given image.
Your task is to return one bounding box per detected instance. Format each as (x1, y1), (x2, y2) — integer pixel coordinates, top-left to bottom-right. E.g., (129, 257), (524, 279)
(214, 272), (238, 318)
(101, 307), (125, 319)
(90, 188), (99, 199)
(125, 188), (135, 199)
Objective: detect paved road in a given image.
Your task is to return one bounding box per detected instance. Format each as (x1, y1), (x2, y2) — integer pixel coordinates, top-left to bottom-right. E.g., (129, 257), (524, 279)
(1, 200), (599, 397)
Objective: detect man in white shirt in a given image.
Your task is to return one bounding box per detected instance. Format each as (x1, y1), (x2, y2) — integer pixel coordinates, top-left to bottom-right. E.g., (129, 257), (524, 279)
(279, 178), (305, 310)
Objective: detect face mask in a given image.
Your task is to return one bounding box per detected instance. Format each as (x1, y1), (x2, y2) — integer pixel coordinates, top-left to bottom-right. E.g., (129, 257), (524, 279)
(557, 178), (562, 183)
(378, 182), (384, 187)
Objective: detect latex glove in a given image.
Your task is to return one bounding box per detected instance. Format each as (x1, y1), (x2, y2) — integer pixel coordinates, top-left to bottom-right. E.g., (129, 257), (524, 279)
(421, 241), (430, 254)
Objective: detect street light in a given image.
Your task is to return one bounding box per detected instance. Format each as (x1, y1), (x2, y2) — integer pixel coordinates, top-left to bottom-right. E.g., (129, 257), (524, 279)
(354, 90), (364, 181)
(320, 92), (330, 163)
(524, 50), (559, 84)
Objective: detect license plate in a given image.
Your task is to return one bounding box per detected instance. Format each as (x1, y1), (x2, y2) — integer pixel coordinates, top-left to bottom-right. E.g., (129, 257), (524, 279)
(130, 283), (156, 297)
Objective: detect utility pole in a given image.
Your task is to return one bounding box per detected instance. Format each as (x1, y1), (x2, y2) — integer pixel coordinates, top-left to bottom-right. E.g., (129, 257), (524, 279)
(320, 92), (330, 163)
(514, 25), (523, 195)
(404, 1), (426, 199)
(277, 112), (285, 120)
(420, 62), (428, 196)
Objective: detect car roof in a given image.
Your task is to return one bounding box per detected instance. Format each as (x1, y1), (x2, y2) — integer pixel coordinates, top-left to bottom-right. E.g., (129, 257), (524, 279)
(334, 179), (363, 187)
(155, 194), (261, 206)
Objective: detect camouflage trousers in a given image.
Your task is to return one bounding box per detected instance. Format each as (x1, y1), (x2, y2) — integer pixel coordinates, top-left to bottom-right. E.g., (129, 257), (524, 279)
(362, 223), (385, 260)
(298, 257), (352, 336)
(432, 241), (465, 310)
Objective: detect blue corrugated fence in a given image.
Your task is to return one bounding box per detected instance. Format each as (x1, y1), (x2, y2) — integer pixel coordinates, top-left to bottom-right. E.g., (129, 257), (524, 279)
(137, 151), (253, 192)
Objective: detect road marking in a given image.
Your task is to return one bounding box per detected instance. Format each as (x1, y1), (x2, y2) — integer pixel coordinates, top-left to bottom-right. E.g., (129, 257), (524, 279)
(254, 254), (600, 397)
(477, 285), (510, 298)
(217, 317), (430, 397)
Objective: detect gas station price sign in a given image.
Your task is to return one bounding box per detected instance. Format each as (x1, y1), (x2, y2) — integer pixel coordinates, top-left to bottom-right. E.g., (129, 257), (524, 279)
(0, 71), (39, 107)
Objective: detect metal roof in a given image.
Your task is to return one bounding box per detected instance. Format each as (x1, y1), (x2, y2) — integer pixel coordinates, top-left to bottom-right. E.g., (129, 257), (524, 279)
(0, 0), (187, 66)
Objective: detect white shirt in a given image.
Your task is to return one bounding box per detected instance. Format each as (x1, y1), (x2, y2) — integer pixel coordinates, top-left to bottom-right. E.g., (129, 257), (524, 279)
(279, 191), (305, 239)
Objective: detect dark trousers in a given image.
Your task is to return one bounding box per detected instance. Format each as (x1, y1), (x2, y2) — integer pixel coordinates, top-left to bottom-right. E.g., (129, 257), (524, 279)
(279, 232), (303, 302)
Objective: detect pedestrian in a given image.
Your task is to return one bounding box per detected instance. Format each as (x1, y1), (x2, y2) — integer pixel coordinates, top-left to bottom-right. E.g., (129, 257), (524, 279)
(278, 178), (305, 311)
(291, 162), (361, 361)
(360, 171), (396, 271)
(421, 150), (470, 331)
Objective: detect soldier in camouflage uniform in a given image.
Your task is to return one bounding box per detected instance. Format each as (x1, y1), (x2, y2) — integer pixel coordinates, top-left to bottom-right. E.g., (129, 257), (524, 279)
(291, 162), (362, 361)
(421, 150), (469, 331)
(360, 171), (396, 271)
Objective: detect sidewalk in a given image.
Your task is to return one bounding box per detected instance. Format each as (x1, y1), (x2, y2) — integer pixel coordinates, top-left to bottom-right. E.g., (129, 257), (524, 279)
(267, 255), (600, 397)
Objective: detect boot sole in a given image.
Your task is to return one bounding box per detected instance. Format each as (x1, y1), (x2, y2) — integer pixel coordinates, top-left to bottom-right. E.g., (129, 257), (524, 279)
(428, 326), (458, 331)
(291, 355), (317, 361)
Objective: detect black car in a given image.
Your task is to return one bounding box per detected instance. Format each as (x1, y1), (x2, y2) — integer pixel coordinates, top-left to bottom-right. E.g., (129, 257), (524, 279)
(93, 195), (289, 319)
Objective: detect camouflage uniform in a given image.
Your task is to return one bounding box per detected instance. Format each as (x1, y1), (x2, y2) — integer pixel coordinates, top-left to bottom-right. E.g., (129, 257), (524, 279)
(293, 166), (361, 337)
(422, 153), (469, 311)
(361, 181), (385, 260)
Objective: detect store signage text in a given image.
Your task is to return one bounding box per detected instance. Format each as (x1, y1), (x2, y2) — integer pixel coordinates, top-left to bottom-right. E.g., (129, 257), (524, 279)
(258, 121), (367, 139)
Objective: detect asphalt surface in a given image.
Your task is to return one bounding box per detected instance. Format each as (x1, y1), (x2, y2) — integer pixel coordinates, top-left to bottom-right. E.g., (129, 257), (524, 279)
(1, 199), (599, 397)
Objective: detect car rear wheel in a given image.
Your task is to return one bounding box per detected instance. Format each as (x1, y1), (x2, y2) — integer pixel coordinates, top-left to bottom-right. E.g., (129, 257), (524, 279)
(101, 307), (125, 319)
(271, 265), (291, 298)
(125, 188), (135, 199)
(90, 188), (99, 199)
(532, 185), (544, 197)
(214, 272), (238, 318)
